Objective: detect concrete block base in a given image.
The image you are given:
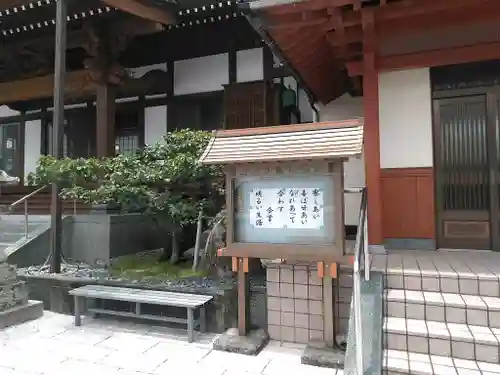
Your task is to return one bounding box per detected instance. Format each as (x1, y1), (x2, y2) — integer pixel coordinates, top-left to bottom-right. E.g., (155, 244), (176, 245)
(213, 328), (269, 356)
(0, 300), (43, 329)
(301, 341), (345, 369)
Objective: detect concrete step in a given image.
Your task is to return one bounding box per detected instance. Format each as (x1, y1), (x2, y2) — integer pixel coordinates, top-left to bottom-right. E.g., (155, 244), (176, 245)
(385, 289), (500, 327)
(384, 268), (500, 297)
(0, 216), (50, 252)
(384, 349), (500, 375)
(384, 317), (500, 364)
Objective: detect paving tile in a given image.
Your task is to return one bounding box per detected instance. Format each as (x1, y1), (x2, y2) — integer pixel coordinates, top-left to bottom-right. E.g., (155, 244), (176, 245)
(409, 359), (433, 374)
(478, 362), (500, 373)
(200, 349), (270, 374)
(430, 355), (454, 367)
(263, 359), (337, 375)
(96, 332), (160, 353)
(100, 348), (169, 373)
(118, 370), (153, 375)
(453, 358), (479, 370)
(434, 364), (458, 375)
(49, 359), (122, 375)
(54, 327), (113, 345)
(456, 369), (481, 375)
(423, 292), (444, 305)
(143, 341), (211, 363)
(386, 350), (408, 360)
(385, 357), (409, 373)
(153, 360), (225, 375)
(483, 297), (500, 311)
(384, 317), (407, 333)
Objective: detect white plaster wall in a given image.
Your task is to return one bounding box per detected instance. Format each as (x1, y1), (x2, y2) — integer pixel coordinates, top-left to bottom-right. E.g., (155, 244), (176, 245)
(379, 68), (433, 168)
(0, 105), (20, 117)
(318, 94), (365, 226)
(24, 119), (42, 183)
(144, 105), (167, 146)
(298, 89), (313, 123)
(237, 48), (263, 83)
(129, 63), (168, 79)
(174, 53), (229, 96)
(318, 93), (363, 121)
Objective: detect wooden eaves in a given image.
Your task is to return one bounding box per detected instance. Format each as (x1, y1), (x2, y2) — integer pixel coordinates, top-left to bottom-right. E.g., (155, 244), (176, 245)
(199, 119), (364, 165)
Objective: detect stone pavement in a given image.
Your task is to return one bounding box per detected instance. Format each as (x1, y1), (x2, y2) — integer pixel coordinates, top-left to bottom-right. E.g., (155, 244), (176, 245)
(0, 311), (345, 375)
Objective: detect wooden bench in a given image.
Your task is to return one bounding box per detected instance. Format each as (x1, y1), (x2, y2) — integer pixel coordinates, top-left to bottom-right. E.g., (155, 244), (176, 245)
(69, 285), (213, 343)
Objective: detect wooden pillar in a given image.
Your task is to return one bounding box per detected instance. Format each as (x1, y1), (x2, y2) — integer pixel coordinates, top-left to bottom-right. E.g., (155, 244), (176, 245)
(362, 10), (383, 245)
(322, 263), (335, 346)
(96, 84), (116, 157)
(50, 0), (67, 274)
(237, 257), (250, 336)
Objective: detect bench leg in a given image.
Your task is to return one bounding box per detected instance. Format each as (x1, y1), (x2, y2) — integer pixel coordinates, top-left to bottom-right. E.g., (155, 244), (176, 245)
(74, 296), (82, 326)
(199, 306), (206, 333)
(187, 308), (194, 343)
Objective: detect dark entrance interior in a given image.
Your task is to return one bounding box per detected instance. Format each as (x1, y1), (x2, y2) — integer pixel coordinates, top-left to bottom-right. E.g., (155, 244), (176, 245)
(432, 61), (500, 250)
(0, 122), (21, 179)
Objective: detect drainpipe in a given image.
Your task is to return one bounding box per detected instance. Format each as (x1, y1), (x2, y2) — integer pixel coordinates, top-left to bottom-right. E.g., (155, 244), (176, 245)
(312, 102), (320, 123)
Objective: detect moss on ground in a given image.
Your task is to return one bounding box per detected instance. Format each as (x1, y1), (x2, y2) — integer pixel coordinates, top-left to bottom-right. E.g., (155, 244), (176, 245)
(110, 253), (207, 281)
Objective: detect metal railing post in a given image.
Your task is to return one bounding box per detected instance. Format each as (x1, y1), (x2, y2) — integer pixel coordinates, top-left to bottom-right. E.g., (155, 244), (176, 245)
(346, 186), (369, 375)
(364, 212), (370, 281)
(24, 199), (28, 238)
(8, 185), (49, 239)
(73, 199), (77, 216)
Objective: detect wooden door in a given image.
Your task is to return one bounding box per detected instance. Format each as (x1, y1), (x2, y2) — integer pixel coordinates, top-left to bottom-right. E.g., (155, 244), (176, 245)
(434, 94), (500, 250)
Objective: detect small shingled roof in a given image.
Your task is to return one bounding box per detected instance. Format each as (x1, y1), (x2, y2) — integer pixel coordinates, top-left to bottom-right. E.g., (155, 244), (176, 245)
(199, 119), (364, 165)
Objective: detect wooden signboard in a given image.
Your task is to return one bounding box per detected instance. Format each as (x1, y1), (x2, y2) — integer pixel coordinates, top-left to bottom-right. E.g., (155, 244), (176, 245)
(221, 160), (346, 264)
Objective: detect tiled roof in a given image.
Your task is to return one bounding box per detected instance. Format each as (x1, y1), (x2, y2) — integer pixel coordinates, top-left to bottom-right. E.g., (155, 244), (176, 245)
(199, 119), (364, 165)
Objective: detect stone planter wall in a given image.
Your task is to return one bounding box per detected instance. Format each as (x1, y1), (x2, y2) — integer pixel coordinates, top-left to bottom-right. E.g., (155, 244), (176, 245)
(19, 274), (239, 333)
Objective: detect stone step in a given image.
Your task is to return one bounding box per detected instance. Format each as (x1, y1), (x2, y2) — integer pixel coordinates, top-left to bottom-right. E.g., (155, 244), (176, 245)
(385, 289), (500, 327)
(384, 317), (500, 364)
(384, 349), (500, 375)
(384, 268), (500, 297)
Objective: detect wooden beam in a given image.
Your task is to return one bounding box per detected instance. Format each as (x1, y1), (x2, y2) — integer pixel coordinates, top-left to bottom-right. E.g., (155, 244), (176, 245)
(377, 2), (500, 37)
(269, 18), (327, 30)
(326, 28), (362, 47)
(0, 70), (95, 103)
(101, 0), (176, 25)
(0, 0), (31, 10)
(342, 0), (494, 27)
(347, 40), (500, 76)
(266, 0), (357, 15)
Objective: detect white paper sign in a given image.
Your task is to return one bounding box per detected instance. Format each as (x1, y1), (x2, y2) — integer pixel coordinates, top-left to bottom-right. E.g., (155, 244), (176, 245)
(249, 188), (324, 229)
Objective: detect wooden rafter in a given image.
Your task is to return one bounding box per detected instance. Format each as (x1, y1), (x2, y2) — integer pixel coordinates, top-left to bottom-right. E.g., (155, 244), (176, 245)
(0, 0), (31, 10)
(101, 0), (176, 25)
(266, 0), (359, 15)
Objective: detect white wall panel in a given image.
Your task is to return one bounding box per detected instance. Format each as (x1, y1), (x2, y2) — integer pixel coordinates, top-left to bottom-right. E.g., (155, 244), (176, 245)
(379, 68), (433, 168)
(237, 48), (263, 83)
(24, 119), (42, 183)
(174, 53), (229, 96)
(145, 105), (167, 146)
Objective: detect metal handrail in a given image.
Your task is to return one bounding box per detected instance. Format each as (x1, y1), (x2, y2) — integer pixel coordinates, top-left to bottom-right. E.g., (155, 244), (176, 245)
(7, 184), (79, 239)
(9, 185), (49, 238)
(345, 186), (369, 375)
